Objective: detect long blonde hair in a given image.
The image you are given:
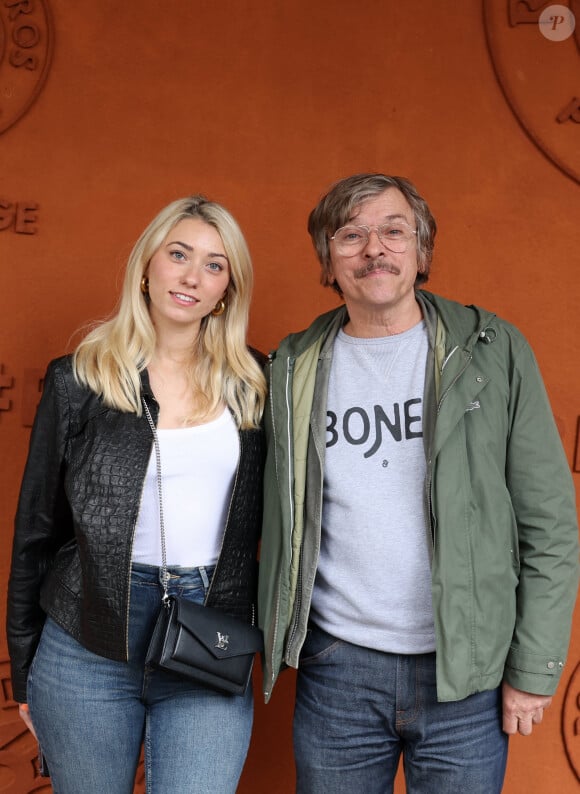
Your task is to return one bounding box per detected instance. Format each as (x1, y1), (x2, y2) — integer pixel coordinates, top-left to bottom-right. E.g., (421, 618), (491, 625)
(73, 196), (266, 428)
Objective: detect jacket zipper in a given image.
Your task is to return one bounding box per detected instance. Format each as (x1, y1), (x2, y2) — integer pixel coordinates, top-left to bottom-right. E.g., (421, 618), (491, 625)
(427, 348), (472, 550)
(125, 395), (157, 660)
(284, 357), (295, 534)
(438, 351), (471, 412)
(282, 358), (298, 661)
(264, 356), (279, 695)
(265, 355), (295, 694)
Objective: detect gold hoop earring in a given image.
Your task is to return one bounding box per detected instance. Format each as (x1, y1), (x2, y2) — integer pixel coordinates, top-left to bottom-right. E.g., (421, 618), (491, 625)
(211, 299), (226, 316)
(140, 276), (149, 295)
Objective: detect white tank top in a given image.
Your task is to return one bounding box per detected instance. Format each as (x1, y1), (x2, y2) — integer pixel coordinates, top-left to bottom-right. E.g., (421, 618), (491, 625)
(132, 408), (239, 567)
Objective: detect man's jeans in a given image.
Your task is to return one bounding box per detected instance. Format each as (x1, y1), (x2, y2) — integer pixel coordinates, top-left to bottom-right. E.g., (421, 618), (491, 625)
(294, 624), (508, 794)
(27, 563), (253, 794)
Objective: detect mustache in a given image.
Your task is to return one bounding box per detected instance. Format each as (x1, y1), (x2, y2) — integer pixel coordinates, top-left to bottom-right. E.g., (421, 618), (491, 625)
(353, 260), (400, 279)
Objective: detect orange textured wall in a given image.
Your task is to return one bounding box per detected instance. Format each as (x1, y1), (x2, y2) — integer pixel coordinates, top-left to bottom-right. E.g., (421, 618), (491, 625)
(1, 1), (578, 792)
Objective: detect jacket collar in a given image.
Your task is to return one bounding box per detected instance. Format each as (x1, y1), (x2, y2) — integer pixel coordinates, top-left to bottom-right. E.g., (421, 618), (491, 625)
(273, 304), (348, 361)
(275, 290), (497, 361)
(139, 367), (155, 399)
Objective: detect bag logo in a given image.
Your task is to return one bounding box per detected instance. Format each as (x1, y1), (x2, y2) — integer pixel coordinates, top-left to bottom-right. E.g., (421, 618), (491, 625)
(215, 632), (230, 650)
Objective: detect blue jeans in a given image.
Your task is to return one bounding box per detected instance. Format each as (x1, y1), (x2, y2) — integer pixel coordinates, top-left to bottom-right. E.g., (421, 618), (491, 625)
(294, 624), (508, 794)
(27, 564), (253, 794)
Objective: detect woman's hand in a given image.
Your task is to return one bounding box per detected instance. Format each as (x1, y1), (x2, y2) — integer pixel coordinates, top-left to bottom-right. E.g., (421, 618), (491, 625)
(18, 704), (38, 739)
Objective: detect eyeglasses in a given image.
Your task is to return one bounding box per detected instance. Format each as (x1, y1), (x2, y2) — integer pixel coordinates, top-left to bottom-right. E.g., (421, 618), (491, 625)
(330, 221), (417, 256)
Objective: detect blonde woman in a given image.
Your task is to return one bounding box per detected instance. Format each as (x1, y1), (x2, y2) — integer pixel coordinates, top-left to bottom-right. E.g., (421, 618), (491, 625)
(7, 195), (266, 793)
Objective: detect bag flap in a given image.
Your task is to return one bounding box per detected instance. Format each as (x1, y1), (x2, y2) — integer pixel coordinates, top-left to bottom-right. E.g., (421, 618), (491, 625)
(174, 598), (263, 660)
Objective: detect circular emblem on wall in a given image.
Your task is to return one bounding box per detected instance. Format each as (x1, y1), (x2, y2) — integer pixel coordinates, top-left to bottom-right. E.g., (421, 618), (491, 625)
(562, 660), (580, 782)
(0, 0), (53, 135)
(483, 0), (579, 184)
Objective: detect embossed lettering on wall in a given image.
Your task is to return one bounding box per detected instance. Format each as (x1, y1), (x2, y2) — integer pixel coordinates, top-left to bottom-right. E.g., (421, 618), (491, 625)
(484, 0), (580, 184)
(0, 199), (39, 233)
(508, 0), (548, 24)
(0, 0), (54, 135)
(557, 96), (580, 123)
(0, 363), (43, 425)
(0, 365), (14, 411)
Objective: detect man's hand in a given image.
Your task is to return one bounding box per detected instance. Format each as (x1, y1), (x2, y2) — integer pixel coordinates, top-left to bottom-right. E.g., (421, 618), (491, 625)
(502, 682), (552, 736)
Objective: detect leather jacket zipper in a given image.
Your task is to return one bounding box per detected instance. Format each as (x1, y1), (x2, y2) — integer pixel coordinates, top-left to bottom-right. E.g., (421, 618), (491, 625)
(125, 394), (158, 660)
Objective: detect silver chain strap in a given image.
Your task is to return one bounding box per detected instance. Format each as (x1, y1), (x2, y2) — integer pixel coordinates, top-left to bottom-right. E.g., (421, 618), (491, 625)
(142, 399), (171, 605)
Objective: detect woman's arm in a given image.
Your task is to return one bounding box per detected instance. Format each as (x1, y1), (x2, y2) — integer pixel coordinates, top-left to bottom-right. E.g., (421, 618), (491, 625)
(7, 359), (72, 704)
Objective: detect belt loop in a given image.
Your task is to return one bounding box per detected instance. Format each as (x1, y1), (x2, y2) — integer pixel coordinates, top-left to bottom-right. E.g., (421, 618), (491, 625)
(199, 566), (210, 589)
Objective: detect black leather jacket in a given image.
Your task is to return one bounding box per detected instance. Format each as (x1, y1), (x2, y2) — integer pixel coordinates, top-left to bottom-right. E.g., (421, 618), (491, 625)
(7, 356), (264, 703)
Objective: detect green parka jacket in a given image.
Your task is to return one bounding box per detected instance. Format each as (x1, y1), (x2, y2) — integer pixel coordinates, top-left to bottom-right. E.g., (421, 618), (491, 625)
(258, 291), (579, 703)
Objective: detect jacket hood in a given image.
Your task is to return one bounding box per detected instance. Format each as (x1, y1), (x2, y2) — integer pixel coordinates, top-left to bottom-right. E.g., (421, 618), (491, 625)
(420, 291), (496, 352)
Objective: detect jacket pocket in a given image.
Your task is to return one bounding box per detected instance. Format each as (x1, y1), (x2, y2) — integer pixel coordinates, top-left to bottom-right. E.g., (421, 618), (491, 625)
(41, 540), (82, 599)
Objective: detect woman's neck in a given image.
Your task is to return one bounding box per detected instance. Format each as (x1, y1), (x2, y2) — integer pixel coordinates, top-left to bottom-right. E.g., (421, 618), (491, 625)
(147, 336), (222, 429)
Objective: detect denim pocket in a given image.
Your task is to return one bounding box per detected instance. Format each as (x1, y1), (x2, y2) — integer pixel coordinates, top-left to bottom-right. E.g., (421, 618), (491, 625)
(299, 624), (343, 666)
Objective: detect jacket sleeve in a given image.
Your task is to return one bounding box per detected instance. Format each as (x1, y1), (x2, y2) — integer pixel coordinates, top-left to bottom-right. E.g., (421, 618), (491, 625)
(503, 340), (579, 695)
(6, 359), (74, 703)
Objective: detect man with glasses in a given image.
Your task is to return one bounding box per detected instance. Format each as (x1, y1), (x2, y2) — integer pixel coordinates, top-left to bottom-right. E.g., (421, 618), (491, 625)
(258, 173), (579, 793)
